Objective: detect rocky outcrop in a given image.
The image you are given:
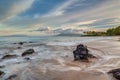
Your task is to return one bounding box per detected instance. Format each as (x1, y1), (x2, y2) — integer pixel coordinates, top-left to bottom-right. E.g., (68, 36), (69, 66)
(108, 68), (120, 80)
(2, 54), (18, 59)
(22, 49), (35, 56)
(73, 44), (96, 61)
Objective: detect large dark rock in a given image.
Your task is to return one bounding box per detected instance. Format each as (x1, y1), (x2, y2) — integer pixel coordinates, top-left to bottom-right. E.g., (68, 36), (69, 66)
(22, 49), (35, 56)
(2, 54), (17, 59)
(73, 44), (96, 61)
(0, 70), (5, 77)
(108, 68), (120, 80)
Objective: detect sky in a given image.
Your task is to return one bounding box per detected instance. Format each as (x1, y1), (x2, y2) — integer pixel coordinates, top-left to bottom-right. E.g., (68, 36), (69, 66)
(0, 0), (120, 36)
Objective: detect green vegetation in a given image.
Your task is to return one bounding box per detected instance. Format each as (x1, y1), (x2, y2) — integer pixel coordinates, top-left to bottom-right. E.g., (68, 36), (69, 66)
(84, 26), (120, 36)
(106, 26), (120, 36)
(84, 31), (106, 36)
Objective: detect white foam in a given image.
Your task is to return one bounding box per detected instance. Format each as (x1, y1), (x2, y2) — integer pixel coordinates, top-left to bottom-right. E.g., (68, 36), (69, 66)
(47, 37), (107, 46)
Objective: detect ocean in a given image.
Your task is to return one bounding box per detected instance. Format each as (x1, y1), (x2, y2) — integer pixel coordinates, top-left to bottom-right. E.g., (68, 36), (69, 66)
(0, 36), (119, 80)
(0, 36), (111, 46)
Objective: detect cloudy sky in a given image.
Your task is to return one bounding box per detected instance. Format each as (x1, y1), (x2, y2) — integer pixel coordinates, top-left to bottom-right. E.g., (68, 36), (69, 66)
(0, 0), (120, 36)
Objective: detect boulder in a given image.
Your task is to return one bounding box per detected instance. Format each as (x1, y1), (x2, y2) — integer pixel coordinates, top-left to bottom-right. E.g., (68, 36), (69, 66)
(22, 49), (35, 56)
(108, 68), (120, 80)
(0, 70), (5, 77)
(73, 44), (96, 61)
(2, 54), (17, 59)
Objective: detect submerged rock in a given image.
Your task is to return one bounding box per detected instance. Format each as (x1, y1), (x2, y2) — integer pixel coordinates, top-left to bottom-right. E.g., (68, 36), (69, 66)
(0, 65), (5, 68)
(18, 42), (24, 45)
(108, 68), (120, 80)
(5, 74), (17, 80)
(2, 54), (18, 59)
(24, 57), (31, 61)
(17, 47), (22, 49)
(29, 41), (34, 43)
(22, 49), (35, 56)
(0, 70), (5, 77)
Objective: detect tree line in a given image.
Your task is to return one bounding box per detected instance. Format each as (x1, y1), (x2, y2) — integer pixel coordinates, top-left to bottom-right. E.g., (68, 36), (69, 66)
(84, 26), (120, 36)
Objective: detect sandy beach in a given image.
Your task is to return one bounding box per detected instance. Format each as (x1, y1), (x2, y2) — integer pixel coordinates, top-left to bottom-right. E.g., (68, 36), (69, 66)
(0, 37), (120, 80)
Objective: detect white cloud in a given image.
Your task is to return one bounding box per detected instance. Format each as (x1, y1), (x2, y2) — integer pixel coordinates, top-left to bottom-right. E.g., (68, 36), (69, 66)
(1, 0), (120, 36)
(59, 20), (97, 30)
(0, 0), (35, 22)
(43, 0), (78, 17)
(34, 27), (52, 32)
(54, 28), (84, 35)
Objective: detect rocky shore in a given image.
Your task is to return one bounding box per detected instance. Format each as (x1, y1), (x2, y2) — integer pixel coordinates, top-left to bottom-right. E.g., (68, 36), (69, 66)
(0, 37), (120, 80)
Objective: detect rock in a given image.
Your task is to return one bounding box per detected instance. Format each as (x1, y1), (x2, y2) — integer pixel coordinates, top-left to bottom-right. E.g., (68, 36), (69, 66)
(73, 44), (88, 61)
(29, 41), (34, 43)
(18, 42), (24, 45)
(0, 65), (5, 68)
(13, 43), (17, 44)
(24, 57), (31, 61)
(17, 47), (22, 49)
(73, 44), (96, 61)
(5, 74), (17, 80)
(88, 53), (96, 58)
(0, 70), (5, 77)
(2, 54), (17, 59)
(22, 49), (35, 56)
(108, 68), (120, 80)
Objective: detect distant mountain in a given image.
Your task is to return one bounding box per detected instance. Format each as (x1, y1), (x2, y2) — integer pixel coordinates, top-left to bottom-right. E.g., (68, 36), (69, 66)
(1, 34), (29, 37)
(54, 28), (83, 36)
(56, 33), (82, 37)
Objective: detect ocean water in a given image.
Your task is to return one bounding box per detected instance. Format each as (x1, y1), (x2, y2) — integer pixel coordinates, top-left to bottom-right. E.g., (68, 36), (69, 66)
(0, 36), (111, 46)
(0, 36), (118, 80)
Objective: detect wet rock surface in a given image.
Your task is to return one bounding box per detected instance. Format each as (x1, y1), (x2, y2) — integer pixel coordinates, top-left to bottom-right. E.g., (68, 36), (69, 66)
(0, 70), (5, 77)
(1, 54), (18, 59)
(5, 74), (17, 80)
(22, 49), (35, 56)
(73, 44), (96, 61)
(18, 42), (24, 45)
(24, 57), (31, 61)
(0, 65), (5, 68)
(108, 68), (120, 80)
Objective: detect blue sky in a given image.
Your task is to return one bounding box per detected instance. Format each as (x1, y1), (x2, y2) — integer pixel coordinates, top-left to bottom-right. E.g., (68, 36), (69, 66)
(0, 0), (120, 36)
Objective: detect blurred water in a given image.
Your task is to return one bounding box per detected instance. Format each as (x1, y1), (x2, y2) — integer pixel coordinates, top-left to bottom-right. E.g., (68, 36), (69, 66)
(0, 36), (111, 46)
(0, 36), (119, 80)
